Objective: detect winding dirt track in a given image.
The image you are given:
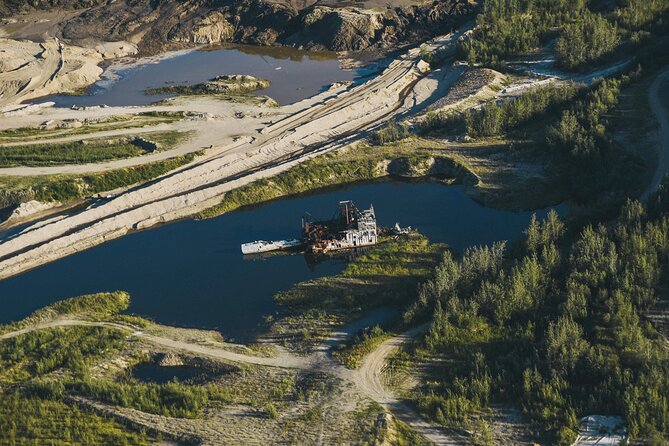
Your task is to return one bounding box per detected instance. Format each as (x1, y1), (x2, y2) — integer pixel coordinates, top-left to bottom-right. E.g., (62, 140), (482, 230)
(643, 68), (669, 199)
(353, 324), (467, 445)
(0, 316), (466, 445)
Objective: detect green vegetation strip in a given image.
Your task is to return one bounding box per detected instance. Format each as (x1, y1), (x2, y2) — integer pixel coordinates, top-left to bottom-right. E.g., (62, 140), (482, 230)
(198, 141), (470, 220)
(0, 140), (148, 167)
(0, 291), (131, 337)
(0, 129), (191, 168)
(0, 152), (197, 209)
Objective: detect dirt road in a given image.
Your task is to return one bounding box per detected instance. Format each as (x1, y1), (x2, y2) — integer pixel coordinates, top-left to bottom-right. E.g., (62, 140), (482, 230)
(0, 28), (468, 281)
(642, 68), (669, 199)
(352, 323), (467, 445)
(0, 315), (466, 445)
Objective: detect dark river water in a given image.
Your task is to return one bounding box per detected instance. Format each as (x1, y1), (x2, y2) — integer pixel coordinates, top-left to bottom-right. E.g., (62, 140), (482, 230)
(43, 45), (361, 107)
(0, 181), (562, 342)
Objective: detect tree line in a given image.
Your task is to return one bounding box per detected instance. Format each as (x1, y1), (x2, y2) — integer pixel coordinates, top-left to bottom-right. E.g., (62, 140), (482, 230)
(460, 0), (669, 70)
(402, 191), (669, 444)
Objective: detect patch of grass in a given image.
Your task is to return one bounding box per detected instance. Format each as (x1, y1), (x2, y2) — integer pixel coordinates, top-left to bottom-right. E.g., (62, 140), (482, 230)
(0, 129), (192, 168)
(0, 292), (130, 336)
(394, 418), (430, 446)
(143, 130), (193, 150)
(0, 391), (152, 446)
(0, 152), (197, 211)
(332, 325), (392, 369)
(198, 141), (469, 220)
(72, 379), (214, 418)
(0, 326), (128, 383)
(0, 139), (148, 167)
(271, 234), (446, 352)
(25, 153), (196, 203)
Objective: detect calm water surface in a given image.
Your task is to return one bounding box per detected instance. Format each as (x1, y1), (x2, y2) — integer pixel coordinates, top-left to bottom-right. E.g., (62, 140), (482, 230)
(44, 45), (360, 107)
(0, 182), (562, 341)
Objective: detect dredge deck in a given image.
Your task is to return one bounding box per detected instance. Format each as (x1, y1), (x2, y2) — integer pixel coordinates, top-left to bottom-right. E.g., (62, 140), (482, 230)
(240, 200), (411, 256)
(241, 200), (380, 255)
(301, 201), (378, 254)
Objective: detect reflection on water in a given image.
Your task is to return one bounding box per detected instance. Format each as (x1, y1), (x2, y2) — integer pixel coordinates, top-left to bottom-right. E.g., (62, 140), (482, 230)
(43, 46), (361, 107)
(0, 181), (563, 342)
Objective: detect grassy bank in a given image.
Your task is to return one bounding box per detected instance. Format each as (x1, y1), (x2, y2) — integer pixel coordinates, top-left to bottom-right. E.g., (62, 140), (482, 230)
(0, 291), (131, 336)
(0, 139), (149, 167)
(0, 130), (192, 168)
(0, 152), (198, 210)
(270, 234), (446, 353)
(198, 140), (474, 220)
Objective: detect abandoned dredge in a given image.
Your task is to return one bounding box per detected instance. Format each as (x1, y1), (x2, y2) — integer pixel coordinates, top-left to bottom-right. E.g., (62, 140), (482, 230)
(241, 200), (405, 255)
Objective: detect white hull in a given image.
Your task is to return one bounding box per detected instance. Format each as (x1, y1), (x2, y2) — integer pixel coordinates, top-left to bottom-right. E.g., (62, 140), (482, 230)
(241, 239), (302, 254)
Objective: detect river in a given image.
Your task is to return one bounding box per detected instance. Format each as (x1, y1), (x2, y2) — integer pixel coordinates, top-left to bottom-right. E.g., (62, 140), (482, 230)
(0, 181), (563, 342)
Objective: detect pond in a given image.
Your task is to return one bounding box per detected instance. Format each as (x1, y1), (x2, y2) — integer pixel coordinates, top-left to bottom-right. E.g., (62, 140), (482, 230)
(0, 181), (563, 342)
(43, 45), (362, 107)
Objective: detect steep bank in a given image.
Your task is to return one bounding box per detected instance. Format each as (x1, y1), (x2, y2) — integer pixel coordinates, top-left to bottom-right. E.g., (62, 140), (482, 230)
(2, 0), (477, 55)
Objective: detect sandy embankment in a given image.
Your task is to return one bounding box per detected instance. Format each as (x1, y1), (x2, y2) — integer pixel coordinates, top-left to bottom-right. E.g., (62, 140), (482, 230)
(0, 38), (136, 110)
(0, 28), (468, 280)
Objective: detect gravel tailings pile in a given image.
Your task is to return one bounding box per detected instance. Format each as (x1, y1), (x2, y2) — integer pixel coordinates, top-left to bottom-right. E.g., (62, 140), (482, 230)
(0, 38), (135, 110)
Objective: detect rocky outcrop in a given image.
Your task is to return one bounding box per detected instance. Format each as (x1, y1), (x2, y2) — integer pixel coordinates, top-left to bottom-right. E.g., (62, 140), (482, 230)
(58, 0), (477, 54)
(158, 352), (185, 366)
(2, 200), (60, 225)
(287, 7), (387, 51)
(147, 74), (270, 96)
(168, 11), (235, 44)
(0, 189), (35, 212)
(378, 155), (478, 185)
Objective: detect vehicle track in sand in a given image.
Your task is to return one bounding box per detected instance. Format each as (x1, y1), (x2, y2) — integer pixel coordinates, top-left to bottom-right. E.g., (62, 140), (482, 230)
(0, 314), (467, 445)
(0, 40), (62, 107)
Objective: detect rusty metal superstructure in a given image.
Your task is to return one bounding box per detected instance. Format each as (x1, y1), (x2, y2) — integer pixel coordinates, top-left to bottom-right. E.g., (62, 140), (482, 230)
(302, 200), (378, 253)
(241, 200), (384, 255)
